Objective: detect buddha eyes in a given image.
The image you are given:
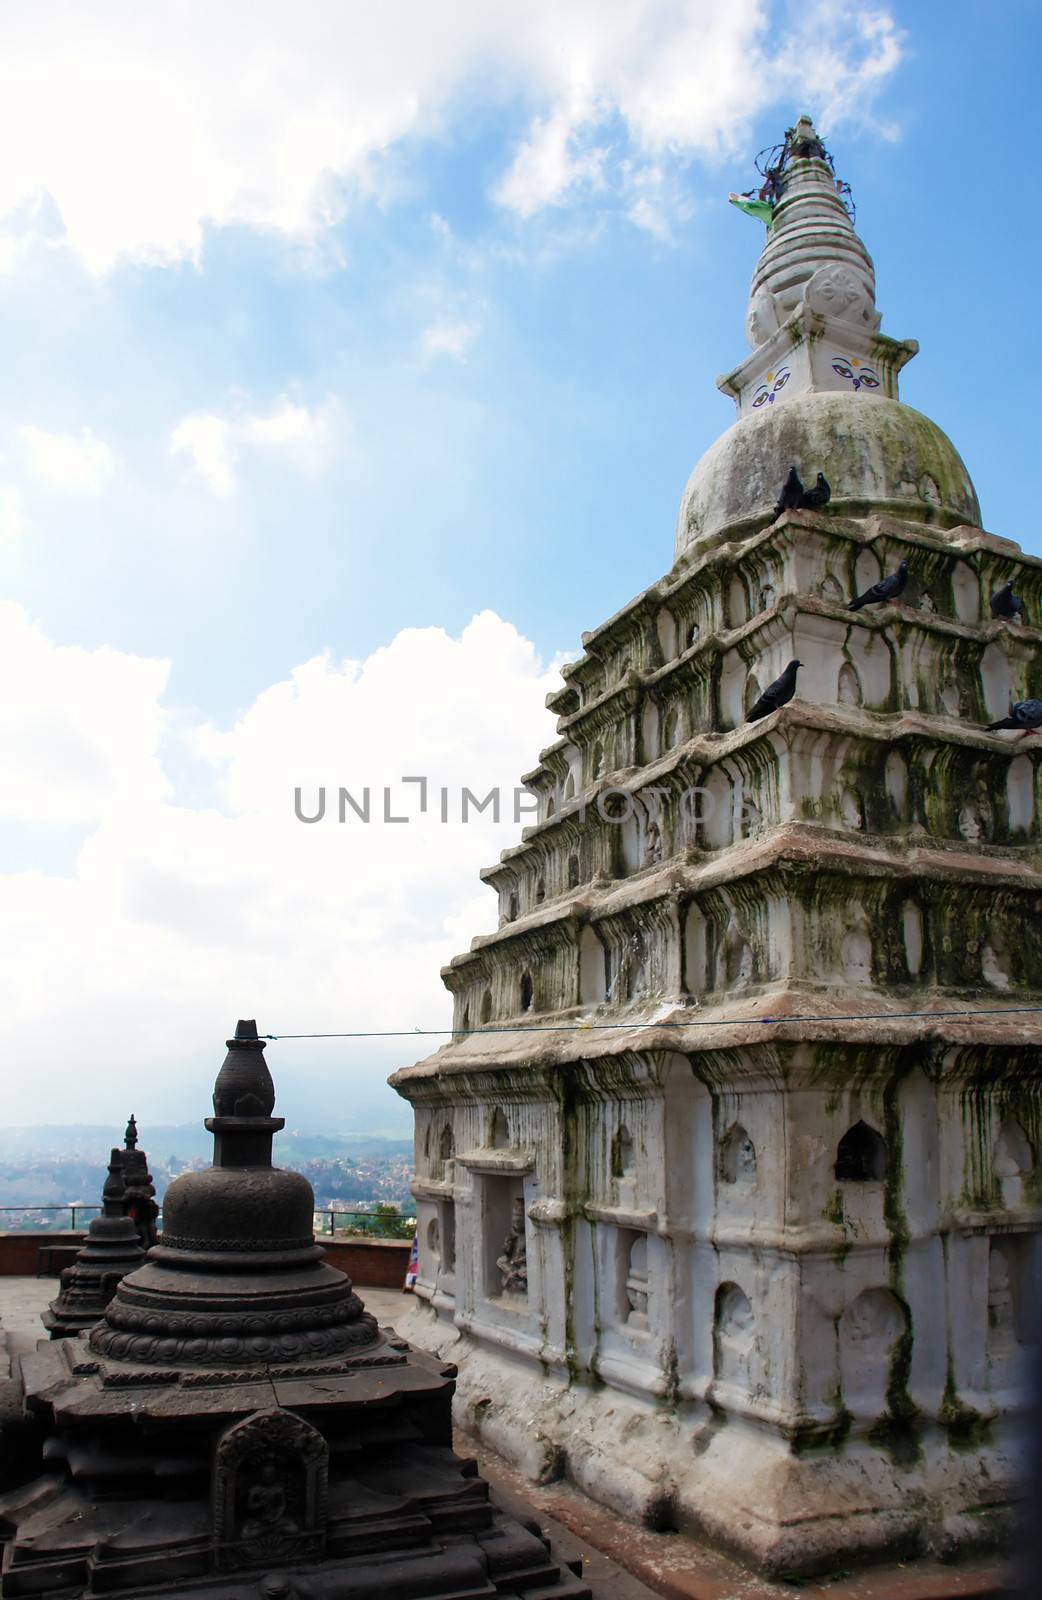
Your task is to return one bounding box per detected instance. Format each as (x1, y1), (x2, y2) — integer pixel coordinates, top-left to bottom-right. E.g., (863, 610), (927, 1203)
(752, 367), (791, 407)
(832, 356), (880, 391)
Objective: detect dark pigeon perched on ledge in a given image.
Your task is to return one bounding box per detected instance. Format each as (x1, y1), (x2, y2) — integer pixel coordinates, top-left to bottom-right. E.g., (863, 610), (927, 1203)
(990, 579), (1026, 622)
(987, 699), (1042, 737)
(848, 559), (908, 611)
(773, 467), (831, 517)
(747, 659), (802, 722)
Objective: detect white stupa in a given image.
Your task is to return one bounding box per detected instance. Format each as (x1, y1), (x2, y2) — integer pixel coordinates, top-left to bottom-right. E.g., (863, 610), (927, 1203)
(392, 118), (1042, 1577)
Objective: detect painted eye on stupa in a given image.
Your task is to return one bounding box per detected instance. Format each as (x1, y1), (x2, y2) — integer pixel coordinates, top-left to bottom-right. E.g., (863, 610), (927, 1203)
(857, 368), (880, 389)
(832, 358), (854, 381)
(752, 366), (790, 407)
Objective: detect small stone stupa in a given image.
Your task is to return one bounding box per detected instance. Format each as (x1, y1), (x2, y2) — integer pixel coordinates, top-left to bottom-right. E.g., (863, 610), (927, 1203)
(117, 1114), (159, 1249)
(1, 1022), (591, 1599)
(392, 120), (1042, 1575)
(41, 1147), (145, 1340)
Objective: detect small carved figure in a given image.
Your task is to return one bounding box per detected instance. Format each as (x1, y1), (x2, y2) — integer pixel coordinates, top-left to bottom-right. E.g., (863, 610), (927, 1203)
(496, 1197), (528, 1295)
(643, 818), (662, 866)
(241, 1458), (299, 1539)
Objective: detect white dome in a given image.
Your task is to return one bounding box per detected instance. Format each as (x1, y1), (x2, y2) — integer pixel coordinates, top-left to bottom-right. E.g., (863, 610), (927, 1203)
(674, 390), (980, 562)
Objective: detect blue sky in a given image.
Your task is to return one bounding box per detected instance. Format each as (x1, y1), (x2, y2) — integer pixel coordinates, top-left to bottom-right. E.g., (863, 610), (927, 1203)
(1, 0), (1039, 1135)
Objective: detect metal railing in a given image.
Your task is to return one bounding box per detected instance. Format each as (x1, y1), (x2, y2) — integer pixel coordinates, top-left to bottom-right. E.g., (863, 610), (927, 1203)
(0, 1203), (105, 1231)
(0, 1203), (415, 1240)
(314, 1208), (416, 1240)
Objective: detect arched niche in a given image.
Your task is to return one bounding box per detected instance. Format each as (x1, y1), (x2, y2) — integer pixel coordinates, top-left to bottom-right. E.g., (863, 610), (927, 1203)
(564, 771), (577, 801)
(902, 899), (923, 978)
(988, 1236), (1029, 1354)
(426, 1216), (441, 1256)
(535, 875), (546, 905)
(722, 922), (753, 989)
(683, 903), (708, 997)
(520, 971), (534, 1012)
(567, 852), (581, 889)
(663, 705), (681, 748)
(885, 749), (908, 820)
(834, 1120), (886, 1183)
(994, 1117), (1034, 1207)
(611, 1124), (636, 1180)
(719, 1123), (757, 1185)
(995, 1117), (1034, 1178)
(841, 924), (873, 986)
(655, 606), (677, 663)
(951, 561), (979, 623)
(507, 891), (519, 922)
(480, 988), (493, 1026)
(438, 1123), (455, 1173)
(591, 741), (606, 780)
(981, 640), (1012, 722)
(1007, 755), (1034, 836)
(743, 673), (762, 717)
(713, 1282), (754, 1385)
(840, 788), (864, 830)
(838, 1287), (907, 1417)
(641, 698), (660, 763)
(838, 661), (863, 707)
(982, 937), (1012, 990)
(579, 926), (607, 1006)
(490, 1107), (510, 1149)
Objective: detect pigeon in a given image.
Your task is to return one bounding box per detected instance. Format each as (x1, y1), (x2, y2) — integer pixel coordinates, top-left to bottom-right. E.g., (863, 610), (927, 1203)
(801, 472), (831, 510)
(986, 699), (1042, 737)
(773, 468), (831, 517)
(746, 659), (802, 722)
(990, 580), (1026, 623)
(774, 467), (805, 517)
(848, 559), (909, 612)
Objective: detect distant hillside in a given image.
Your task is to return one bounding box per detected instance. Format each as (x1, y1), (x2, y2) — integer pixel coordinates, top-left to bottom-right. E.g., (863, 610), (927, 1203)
(0, 1125), (413, 1163)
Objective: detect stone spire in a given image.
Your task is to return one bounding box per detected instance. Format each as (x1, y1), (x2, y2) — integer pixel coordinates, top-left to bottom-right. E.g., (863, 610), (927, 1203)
(672, 117), (977, 556)
(745, 115), (879, 348)
(42, 1147), (145, 1340)
(116, 1110), (158, 1248)
(720, 115), (917, 419)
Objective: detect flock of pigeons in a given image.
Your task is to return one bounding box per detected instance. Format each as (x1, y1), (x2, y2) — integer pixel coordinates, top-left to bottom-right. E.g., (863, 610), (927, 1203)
(745, 471), (1040, 733)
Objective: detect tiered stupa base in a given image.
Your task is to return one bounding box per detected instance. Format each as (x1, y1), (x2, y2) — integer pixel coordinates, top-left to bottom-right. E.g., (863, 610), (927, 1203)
(0, 1024), (591, 1600)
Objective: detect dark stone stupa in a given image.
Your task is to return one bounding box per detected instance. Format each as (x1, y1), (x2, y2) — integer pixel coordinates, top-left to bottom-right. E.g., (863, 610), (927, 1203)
(0, 1023), (590, 1599)
(41, 1147), (145, 1340)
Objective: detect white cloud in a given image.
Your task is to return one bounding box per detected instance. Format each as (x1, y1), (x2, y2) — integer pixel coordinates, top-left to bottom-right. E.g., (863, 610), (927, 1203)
(18, 424), (118, 494)
(169, 413), (236, 496)
(170, 395), (343, 494)
(0, 604), (564, 1122)
(420, 318), (481, 362)
(0, 602), (170, 822)
(0, 486), (28, 541)
(0, 2), (903, 272)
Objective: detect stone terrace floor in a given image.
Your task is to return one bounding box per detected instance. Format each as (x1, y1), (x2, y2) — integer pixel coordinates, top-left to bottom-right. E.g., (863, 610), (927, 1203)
(1, 1280), (1015, 1600)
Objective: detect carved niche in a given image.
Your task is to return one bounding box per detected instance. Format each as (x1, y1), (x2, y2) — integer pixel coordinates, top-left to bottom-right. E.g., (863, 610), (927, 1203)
(495, 1194), (528, 1296)
(213, 1407), (328, 1570)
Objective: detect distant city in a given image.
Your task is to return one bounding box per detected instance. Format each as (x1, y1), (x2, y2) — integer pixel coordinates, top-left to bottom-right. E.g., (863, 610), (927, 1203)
(0, 1125), (415, 1233)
